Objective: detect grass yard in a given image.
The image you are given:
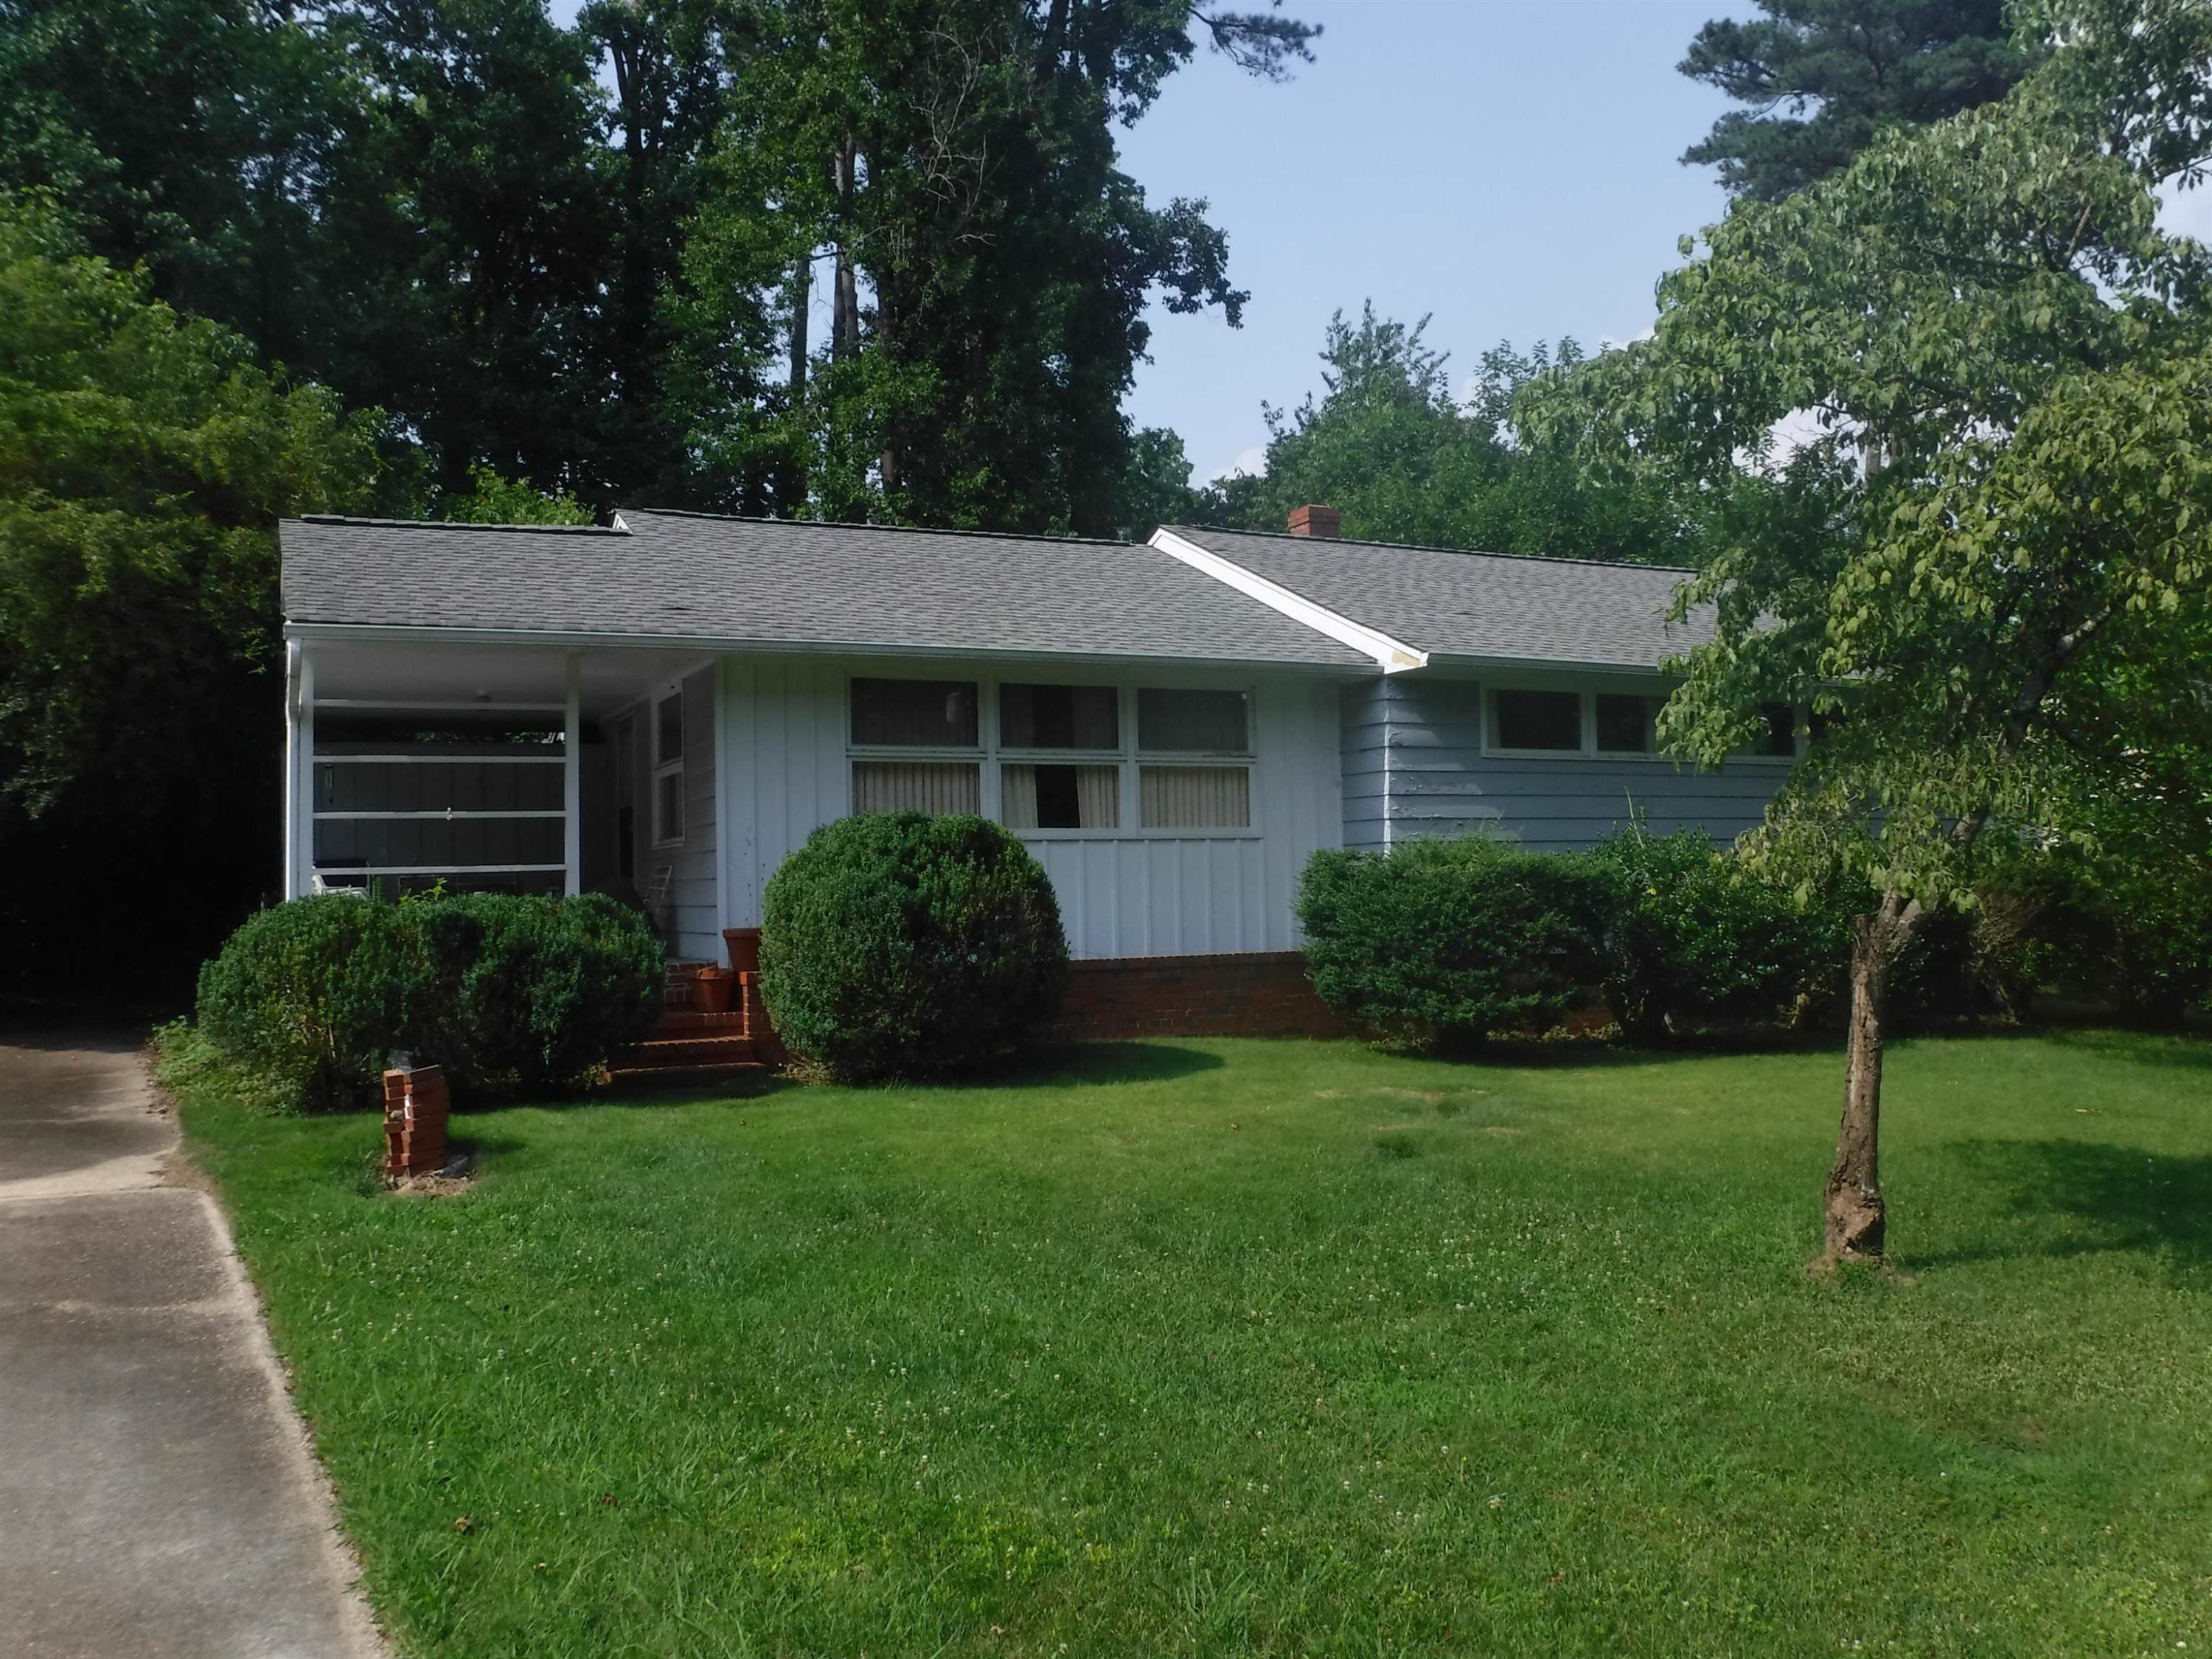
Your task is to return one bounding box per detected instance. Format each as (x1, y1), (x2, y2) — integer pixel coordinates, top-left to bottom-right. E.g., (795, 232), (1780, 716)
(167, 1031), (2212, 1658)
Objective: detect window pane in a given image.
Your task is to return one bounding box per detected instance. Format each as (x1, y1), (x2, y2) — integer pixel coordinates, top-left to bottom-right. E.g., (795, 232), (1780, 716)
(851, 678), (979, 748)
(655, 692), (684, 766)
(655, 768), (684, 843)
(1757, 703), (1796, 757)
(1000, 684), (1119, 750)
(1492, 689), (1582, 752)
(1595, 694), (1655, 754)
(1140, 765), (1250, 829)
(1002, 763), (1119, 830)
(851, 760), (981, 815)
(1138, 689), (1248, 754)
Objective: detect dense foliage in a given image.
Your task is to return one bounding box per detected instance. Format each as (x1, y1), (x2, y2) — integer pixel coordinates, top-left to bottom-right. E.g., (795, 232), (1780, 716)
(759, 813), (1068, 1081)
(1588, 825), (1852, 1040)
(1190, 305), (1714, 564)
(1677, 0), (2033, 200)
(193, 892), (664, 1109)
(1296, 836), (1613, 1050)
(432, 892), (667, 1096)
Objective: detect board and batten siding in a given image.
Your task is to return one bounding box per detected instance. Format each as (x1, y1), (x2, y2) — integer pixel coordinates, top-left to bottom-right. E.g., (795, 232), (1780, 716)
(1341, 675), (1782, 853)
(718, 654), (1344, 959)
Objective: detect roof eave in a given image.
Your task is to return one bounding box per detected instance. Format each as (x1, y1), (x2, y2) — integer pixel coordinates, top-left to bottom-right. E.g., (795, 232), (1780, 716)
(280, 619), (1376, 675)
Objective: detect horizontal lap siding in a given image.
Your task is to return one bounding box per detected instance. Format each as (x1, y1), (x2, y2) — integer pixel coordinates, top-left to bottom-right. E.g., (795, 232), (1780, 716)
(1349, 675), (1783, 853)
(723, 658), (1343, 959)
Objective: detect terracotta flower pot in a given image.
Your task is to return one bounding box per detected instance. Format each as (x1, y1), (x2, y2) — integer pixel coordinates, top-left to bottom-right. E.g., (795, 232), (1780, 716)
(723, 927), (762, 975)
(694, 967), (737, 1014)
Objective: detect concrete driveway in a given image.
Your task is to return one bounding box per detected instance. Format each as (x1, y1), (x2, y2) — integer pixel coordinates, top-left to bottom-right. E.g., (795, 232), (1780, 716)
(0, 1034), (386, 1659)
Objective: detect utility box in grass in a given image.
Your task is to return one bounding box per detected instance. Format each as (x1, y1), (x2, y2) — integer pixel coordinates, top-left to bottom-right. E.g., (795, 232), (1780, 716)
(381, 1063), (449, 1177)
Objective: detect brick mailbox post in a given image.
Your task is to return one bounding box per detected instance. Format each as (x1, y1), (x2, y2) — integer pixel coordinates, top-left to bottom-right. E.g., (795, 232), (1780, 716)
(381, 1063), (451, 1178)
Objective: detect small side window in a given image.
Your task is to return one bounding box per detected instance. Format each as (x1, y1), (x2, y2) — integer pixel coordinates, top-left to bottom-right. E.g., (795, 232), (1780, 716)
(652, 689), (686, 845)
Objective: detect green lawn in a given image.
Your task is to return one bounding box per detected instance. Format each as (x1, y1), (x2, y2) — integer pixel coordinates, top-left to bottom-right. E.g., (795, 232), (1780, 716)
(167, 1031), (2212, 1658)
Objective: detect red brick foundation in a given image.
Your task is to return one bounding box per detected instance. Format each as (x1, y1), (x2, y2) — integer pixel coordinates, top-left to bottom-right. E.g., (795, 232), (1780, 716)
(1051, 952), (1343, 1042)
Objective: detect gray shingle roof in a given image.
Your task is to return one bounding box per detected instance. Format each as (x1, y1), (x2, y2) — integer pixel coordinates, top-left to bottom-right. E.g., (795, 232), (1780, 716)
(281, 511), (1371, 669)
(1162, 525), (1714, 671)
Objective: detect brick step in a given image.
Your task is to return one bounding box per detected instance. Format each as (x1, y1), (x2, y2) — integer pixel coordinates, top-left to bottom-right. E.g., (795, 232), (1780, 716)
(622, 1032), (760, 1069)
(655, 1009), (748, 1034)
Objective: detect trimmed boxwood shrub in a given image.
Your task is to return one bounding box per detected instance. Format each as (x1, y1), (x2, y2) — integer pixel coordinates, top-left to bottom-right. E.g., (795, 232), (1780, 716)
(1297, 835), (1613, 1050)
(194, 894), (445, 1110)
(1588, 826), (1852, 1041)
(193, 891), (664, 1107)
(436, 891), (665, 1094)
(759, 813), (1069, 1081)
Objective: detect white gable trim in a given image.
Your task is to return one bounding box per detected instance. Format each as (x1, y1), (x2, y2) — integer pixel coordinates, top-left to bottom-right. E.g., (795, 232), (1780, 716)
(1148, 528), (1427, 673)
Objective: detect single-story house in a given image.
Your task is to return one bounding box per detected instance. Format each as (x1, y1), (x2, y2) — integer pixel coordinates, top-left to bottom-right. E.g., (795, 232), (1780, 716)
(278, 504), (1802, 1043)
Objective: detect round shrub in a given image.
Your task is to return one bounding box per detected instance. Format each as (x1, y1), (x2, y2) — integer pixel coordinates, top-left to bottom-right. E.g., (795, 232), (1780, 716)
(194, 895), (442, 1110)
(1588, 826), (1851, 1041)
(438, 891), (665, 1093)
(759, 813), (1069, 1081)
(1297, 835), (1613, 1050)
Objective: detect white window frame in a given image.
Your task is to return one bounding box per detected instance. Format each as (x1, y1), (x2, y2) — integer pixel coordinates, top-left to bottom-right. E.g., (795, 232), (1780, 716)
(843, 675), (1262, 841)
(1481, 682), (1805, 765)
(844, 675), (987, 819)
(651, 686), (686, 847)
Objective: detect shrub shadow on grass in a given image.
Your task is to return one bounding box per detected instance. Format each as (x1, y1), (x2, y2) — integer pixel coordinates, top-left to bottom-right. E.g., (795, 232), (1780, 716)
(470, 1066), (793, 1113)
(1919, 1137), (2212, 1279)
(954, 1040), (1226, 1091)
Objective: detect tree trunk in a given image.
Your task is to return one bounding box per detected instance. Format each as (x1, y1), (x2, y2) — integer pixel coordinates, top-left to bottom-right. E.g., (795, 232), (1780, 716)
(832, 140), (860, 361)
(1825, 892), (1920, 1265)
(787, 253), (810, 396)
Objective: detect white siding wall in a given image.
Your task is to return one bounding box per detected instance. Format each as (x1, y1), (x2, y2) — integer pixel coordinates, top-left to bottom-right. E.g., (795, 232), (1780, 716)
(720, 655), (1344, 959)
(1342, 674), (1784, 852)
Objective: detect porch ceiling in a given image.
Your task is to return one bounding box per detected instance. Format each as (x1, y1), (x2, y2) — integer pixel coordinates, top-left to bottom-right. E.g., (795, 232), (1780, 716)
(300, 638), (710, 723)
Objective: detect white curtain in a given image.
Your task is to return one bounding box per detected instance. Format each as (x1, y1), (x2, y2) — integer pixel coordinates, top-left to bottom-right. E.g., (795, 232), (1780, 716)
(852, 761), (981, 815)
(1141, 765), (1249, 829)
(1001, 764), (1120, 830)
(1001, 764), (1040, 829)
(1075, 765), (1119, 827)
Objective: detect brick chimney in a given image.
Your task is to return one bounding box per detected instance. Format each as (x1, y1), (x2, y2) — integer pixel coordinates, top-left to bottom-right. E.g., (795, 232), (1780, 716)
(1287, 504), (1341, 538)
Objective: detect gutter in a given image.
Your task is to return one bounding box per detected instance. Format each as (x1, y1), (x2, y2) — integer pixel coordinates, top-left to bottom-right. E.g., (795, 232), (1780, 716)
(279, 621), (1378, 678)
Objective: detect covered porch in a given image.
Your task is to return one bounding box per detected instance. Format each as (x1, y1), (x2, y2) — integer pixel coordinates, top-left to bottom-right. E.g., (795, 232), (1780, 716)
(282, 635), (726, 964)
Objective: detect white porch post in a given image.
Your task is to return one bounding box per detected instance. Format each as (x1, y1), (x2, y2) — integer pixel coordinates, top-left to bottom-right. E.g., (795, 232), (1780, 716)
(292, 643), (317, 899)
(282, 638), (301, 900)
(563, 653), (582, 896)
(713, 657), (732, 942)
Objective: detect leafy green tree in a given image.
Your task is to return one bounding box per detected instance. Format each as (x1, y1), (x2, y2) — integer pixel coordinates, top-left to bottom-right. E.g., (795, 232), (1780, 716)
(1680, 0), (2033, 199)
(1195, 304), (1711, 565)
(1531, 0), (2212, 1264)
(0, 198), (384, 995)
(0, 0), (355, 363)
(680, 0), (1317, 535)
(439, 465), (595, 526)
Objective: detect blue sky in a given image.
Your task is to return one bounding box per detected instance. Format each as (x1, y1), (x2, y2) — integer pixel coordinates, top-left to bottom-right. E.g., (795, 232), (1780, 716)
(1115, 1), (1753, 482)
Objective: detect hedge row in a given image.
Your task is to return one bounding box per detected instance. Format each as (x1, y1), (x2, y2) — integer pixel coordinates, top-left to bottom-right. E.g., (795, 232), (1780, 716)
(1298, 827), (2209, 1050)
(195, 891), (664, 1110)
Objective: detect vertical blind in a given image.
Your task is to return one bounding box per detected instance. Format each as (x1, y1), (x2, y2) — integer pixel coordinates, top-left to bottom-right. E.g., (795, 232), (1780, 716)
(1140, 765), (1249, 829)
(852, 760), (981, 815)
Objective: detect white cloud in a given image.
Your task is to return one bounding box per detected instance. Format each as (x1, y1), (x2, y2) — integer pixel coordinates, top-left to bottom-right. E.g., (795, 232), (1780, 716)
(1208, 444), (1268, 484)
